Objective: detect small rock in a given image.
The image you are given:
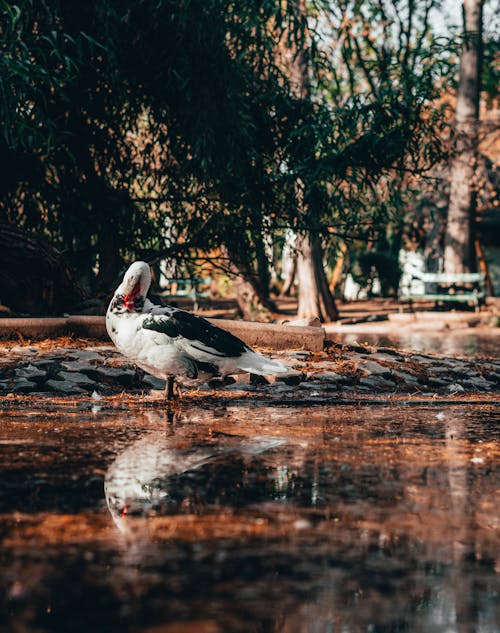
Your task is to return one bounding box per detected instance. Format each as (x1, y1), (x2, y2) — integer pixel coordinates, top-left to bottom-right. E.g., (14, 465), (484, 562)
(374, 347), (403, 357)
(428, 377), (448, 387)
(275, 372), (304, 386)
(31, 360), (60, 375)
(429, 367), (453, 375)
(12, 378), (37, 393)
(45, 350), (79, 360)
(447, 383), (465, 394)
(485, 371), (500, 385)
(310, 361), (343, 370)
(409, 354), (435, 363)
(392, 370), (419, 385)
(74, 351), (103, 362)
(91, 366), (136, 386)
(46, 380), (85, 395)
(359, 375), (396, 389)
(344, 344), (372, 354)
(347, 352), (371, 363)
(142, 375), (167, 390)
(310, 371), (344, 383)
(60, 361), (97, 373)
(462, 377), (495, 391)
(224, 382), (256, 392)
(57, 371), (97, 387)
(288, 351), (313, 360)
(370, 352), (402, 362)
(358, 360), (392, 376)
(300, 380), (328, 389)
(92, 366), (128, 378)
(270, 383), (295, 393)
(15, 365), (47, 381)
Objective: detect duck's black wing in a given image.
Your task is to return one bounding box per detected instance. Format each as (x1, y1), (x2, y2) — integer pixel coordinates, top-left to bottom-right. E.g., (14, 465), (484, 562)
(142, 308), (250, 358)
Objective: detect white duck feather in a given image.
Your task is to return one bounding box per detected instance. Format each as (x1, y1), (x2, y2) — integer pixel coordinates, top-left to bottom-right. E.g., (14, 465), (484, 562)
(106, 262), (290, 388)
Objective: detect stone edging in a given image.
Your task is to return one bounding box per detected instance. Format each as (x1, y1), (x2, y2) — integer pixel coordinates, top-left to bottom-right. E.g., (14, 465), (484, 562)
(1, 341), (498, 398)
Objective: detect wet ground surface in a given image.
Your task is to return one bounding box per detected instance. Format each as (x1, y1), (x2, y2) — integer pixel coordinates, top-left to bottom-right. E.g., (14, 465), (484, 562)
(335, 331), (500, 358)
(1, 402), (499, 633)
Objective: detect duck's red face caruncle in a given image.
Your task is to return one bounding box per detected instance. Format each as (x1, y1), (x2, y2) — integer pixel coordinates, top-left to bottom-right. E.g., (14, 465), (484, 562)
(123, 281), (141, 311)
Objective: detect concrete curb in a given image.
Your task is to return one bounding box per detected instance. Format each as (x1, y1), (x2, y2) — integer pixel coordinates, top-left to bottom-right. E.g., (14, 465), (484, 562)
(208, 318), (325, 351)
(0, 315), (326, 352)
(387, 312), (490, 324)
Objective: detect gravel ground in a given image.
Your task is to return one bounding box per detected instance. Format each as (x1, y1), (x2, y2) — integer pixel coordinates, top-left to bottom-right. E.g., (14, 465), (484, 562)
(0, 338), (498, 403)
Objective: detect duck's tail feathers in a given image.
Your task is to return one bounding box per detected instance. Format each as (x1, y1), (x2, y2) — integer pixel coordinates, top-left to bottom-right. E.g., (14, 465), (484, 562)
(237, 350), (290, 376)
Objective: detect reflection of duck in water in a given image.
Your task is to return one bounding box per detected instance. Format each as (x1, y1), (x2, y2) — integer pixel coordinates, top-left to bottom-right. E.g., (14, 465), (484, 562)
(104, 432), (288, 531)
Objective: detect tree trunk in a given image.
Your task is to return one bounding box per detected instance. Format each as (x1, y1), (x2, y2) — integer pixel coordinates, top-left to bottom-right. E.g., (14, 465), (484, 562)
(280, 230), (297, 297)
(329, 242), (347, 293)
(254, 228), (272, 300)
(297, 232), (338, 322)
(286, 0), (338, 322)
(224, 246), (276, 321)
(444, 0), (483, 274)
(231, 274), (275, 322)
(280, 256), (297, 297)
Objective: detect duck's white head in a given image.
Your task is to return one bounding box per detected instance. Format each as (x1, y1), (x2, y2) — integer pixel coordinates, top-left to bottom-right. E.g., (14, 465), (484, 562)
(117, 261), (151, 312)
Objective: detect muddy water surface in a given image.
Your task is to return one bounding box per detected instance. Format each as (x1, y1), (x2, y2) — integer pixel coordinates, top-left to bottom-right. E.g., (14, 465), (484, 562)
(1, 404), (499, 633)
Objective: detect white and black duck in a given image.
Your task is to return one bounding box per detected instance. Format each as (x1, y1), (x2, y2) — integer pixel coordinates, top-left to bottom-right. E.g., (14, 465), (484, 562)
(106, 261), (290, 398)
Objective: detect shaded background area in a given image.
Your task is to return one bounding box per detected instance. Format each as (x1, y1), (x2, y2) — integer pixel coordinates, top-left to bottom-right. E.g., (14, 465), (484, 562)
(0, 0), (498, 320)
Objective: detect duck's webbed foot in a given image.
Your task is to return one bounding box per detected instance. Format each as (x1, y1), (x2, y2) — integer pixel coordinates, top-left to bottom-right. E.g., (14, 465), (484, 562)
(208, 375), (236, 388)
(165, 376), (181, 401)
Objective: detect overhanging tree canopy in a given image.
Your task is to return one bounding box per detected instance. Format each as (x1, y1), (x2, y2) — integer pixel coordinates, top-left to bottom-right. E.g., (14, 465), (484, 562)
(1, 0), (449, 315)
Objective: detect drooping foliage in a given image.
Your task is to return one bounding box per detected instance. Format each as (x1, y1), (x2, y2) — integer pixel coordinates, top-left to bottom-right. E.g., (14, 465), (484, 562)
(0, 0), (449, 310)
(1, 1), (310, 289)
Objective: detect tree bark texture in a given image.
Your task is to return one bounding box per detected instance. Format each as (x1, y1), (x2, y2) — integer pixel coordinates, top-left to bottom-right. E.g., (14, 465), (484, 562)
(297, 232), (338, 323)
(280, 231), (297, 297)
(280, 255), (297, 297)
(231, 274), (275, 322)
(223, 246), (276, 322)
(287, 0), (338, 321)
(444, 0), (483, 273)
(329, 242), (347, 293)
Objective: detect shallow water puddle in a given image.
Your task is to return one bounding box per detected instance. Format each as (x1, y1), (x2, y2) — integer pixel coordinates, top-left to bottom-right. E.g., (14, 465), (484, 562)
(336, 331), (500, 358)
(1, 404), (499, 632)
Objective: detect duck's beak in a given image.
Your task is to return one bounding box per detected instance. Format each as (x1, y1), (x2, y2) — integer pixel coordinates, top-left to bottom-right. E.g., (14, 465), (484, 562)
(123, 295), (135, 311)
(124, 281), (141, 311)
